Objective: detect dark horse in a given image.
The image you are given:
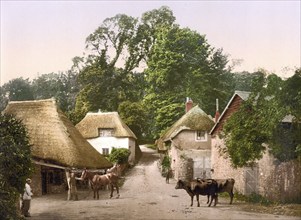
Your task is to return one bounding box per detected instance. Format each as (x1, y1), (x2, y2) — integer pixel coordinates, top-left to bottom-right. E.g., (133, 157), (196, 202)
(77, 169), (120, 199)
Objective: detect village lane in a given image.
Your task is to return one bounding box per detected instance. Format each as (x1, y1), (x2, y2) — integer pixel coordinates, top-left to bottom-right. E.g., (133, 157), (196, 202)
(30, 146), (299, 220)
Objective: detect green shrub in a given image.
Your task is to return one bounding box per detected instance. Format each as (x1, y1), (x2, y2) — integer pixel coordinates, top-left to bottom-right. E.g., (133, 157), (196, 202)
(0, 114), (33, 219)
(108, 148), (130, 164)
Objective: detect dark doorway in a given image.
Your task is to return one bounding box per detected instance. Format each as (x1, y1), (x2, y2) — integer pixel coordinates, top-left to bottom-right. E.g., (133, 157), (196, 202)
(41, 171), (47, 195)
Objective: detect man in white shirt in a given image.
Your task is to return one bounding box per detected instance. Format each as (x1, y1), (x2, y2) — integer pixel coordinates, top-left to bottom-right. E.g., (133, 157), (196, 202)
(21, 178), (33, 217)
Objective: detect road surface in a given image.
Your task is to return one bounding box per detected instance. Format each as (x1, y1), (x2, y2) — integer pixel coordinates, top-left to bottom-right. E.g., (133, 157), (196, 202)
(30, 146), (299, 219)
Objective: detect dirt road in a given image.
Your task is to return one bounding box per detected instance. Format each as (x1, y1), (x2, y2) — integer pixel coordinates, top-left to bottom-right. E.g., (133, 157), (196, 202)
(30, 146), (299, 220)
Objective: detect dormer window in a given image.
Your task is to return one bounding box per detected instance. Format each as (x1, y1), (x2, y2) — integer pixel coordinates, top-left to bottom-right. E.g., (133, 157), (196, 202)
(98, 128), (114, 137)
(196, 130), (207, 141)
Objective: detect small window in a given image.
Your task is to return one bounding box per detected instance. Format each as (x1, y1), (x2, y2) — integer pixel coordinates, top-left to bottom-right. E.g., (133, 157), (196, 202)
(102, 148), (109, 155)
(98, 128), (113, 137)
(196, 131), (207, 141)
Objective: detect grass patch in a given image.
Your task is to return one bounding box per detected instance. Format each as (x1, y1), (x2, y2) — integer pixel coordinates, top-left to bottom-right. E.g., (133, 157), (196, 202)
(234, 192), (274, 206)
(144, 144), (157, 150)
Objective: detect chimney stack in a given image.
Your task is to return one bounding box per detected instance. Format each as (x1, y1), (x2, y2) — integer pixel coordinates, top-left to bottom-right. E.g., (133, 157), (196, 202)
(214, 98), (220, 122)
(185, 97), (193, 113)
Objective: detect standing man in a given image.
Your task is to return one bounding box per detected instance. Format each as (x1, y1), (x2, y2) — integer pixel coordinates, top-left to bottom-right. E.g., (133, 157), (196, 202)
(21, 178), (33, 217)
(66, 168), (78, 201)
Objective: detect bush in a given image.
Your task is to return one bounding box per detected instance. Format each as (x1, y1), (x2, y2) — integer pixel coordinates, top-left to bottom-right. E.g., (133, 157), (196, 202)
(0, 114), (33, 219)
(108, 148), (130, 164)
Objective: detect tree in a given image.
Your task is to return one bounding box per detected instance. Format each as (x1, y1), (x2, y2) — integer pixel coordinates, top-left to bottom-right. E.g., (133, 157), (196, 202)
(73, 6), (176, 126)
(223, 70), (301, 167)
(0, 114), (33, 219)
(118, 101), (148, 141)
(2, 78), (34, 101)
(144, 26), (232, 138)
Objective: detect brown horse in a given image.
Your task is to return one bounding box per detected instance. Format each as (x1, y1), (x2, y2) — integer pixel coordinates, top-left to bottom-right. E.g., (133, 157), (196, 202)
(77, 169), (120, 199)
(107, 163), (122, 176)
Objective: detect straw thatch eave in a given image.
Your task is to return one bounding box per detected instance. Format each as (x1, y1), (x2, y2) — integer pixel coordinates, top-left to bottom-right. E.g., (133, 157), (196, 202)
(3, 99), (112, 169)
(76, 111), (137, 139)
(157, 105), (214, 151)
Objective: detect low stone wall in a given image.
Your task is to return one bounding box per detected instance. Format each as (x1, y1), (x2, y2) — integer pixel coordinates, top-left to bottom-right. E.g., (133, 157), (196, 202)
(211, 136), (301, 202)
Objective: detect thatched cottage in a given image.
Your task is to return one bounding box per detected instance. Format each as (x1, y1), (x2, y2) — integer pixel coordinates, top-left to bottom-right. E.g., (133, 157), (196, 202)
(210, 91), (301, 202)
(157, 99), (215, 181)
(3, 99), (112, 196)
(76, 111), (141, 164)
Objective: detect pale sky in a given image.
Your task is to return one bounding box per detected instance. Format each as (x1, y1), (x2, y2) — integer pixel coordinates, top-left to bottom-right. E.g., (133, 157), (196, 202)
(1, 1), (300, 85)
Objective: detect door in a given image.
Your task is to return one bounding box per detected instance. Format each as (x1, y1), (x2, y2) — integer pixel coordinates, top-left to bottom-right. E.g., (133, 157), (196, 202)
(41, 171), (47, 195)
(193, 156), (211, 179)
(245, 167), (258, 195)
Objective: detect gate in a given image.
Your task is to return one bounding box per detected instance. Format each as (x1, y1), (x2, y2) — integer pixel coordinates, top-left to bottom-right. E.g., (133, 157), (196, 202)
(193, 156), (211, 179)
(245, 167), (258, 195)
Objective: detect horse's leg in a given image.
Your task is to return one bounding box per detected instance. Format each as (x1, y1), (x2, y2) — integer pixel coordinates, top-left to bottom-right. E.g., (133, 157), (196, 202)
(110, 183), (114, 199)
(115, 184), (120, 198)
(93, 189), (96, 199)
(190, 195), (193, 206)
(207, 195), (209, 204)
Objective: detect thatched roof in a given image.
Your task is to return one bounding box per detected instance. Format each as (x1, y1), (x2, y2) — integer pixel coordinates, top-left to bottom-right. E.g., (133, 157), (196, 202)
(157, 105), (214, 151)
(76, 111), (137, 139)
(3, 99), (112, 169)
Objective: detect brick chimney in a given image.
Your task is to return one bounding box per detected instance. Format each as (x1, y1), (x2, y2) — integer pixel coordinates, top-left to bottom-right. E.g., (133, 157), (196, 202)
(214, 98), (220, 122)
(185, 97), (193, 113)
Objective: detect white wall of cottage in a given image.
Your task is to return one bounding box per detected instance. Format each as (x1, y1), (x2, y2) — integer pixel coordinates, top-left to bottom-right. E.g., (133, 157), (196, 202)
(88, 137), (134, 154)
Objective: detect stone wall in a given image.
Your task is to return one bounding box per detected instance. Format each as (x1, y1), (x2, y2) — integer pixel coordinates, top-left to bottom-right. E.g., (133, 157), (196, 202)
(173, 130), (211, 150)
(211, 136), (301, 202)
(170, 146), (193, 181)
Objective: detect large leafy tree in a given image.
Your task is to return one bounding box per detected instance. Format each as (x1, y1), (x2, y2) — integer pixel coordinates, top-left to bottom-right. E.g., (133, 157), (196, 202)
(73, 6), (176, 126)
(0, 114), (33, 219)
(144, 25), (232, 138)
(223, 70), (301, 167)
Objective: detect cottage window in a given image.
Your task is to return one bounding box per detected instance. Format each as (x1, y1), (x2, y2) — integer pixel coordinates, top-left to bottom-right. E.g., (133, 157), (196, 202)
(102, 148), (109, 155)
(196, 130), (207, 141)
(98, 128), (114, 137)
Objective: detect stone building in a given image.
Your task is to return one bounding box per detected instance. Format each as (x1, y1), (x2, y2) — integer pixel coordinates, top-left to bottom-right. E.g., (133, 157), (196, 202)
(157, 98), (214, 181)
(210, 91), (301, 202)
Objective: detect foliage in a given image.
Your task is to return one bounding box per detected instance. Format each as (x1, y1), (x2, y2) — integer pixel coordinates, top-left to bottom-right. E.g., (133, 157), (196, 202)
(32, 71), (80, 113)
(233, 192), (274, 206)
(2, 78), (34, 102)
(223, 70), (301, 167)
(0, 72), (80, 120)
(108, 148), (131, 164)
(0, 114), (33, 219)
(118, 101), (148, 140)
(144, 25), (232, 138)
(161, 155), (171, 170)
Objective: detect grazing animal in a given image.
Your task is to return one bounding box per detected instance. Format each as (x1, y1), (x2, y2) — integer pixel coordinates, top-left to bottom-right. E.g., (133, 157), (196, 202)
(77, 169), (120, 199)
(197, 178), (235, 204)
(175, 179), (218, 207)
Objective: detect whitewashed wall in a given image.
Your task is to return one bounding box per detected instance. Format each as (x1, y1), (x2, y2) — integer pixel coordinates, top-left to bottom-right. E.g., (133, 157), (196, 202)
(88, 137), (131, 154)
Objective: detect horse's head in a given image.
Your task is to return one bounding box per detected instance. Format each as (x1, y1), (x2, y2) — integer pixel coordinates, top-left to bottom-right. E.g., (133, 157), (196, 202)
(107, 164), (121, 176)
(79, 168), (88, 180)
